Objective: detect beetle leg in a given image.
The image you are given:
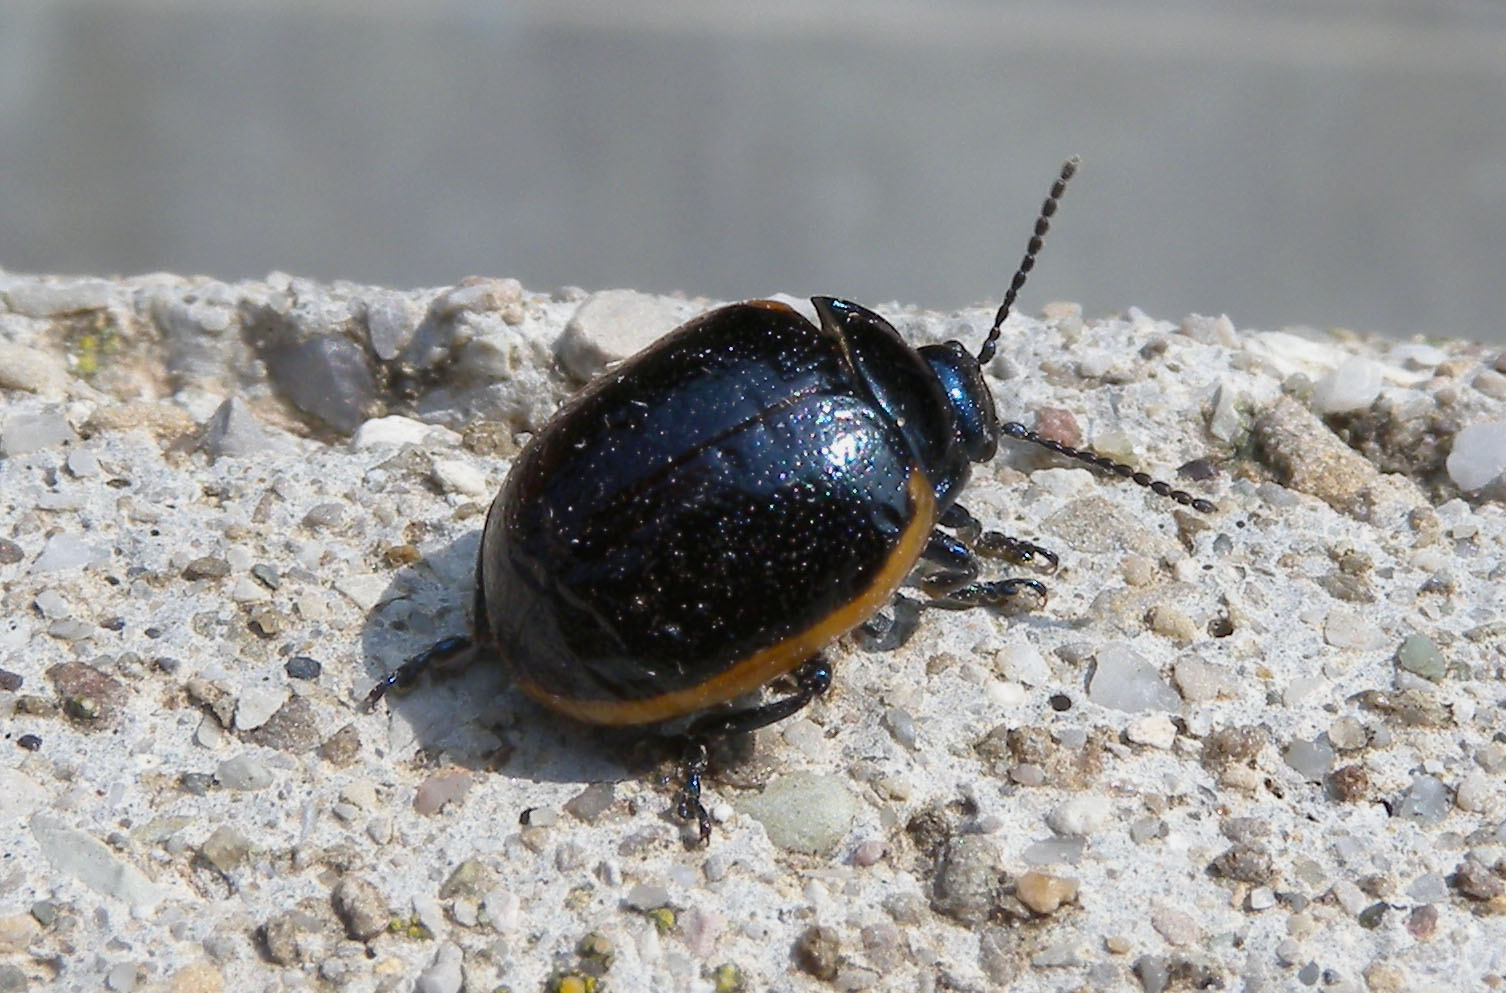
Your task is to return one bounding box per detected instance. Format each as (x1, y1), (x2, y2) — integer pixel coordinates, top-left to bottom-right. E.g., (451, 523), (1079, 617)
(939, 503), (1057, 572)
(974, 532), (1059, 573)
(919, 530), (980, 594)
(362, 635), (473, 710)
(858, 594), (923, 651)
(675, 738), (713, 845)
(673, 658), (833, 845)
(925, 578), (1048, 612)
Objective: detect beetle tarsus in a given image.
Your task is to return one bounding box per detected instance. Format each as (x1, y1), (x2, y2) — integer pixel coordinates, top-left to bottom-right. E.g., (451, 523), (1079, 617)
(676, 738), (713, 846)
(974, 532), (1060, 572)
(362, 635), (473, 711)
(925, 577), (1049, 612)
(673, 658), (833, 844)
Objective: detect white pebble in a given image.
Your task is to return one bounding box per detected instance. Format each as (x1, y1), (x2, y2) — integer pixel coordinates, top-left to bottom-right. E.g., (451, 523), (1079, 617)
(350, 415), (461, 450)
(1125, 714), (1177, 749)
(1446, 420), (1506, 490)
(431, 458), (488, 497)
(1311, 357), (1383, 414)
(234, 684), (289, 731)
(1045, 796), (1111, 837)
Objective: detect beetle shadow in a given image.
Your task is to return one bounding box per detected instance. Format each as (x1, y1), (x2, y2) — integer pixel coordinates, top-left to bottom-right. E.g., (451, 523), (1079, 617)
(356, 529), (662, 794)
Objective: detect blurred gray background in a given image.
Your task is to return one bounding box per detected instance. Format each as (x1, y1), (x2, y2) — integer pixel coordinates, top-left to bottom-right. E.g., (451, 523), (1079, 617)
(2, 0), (1504, 342)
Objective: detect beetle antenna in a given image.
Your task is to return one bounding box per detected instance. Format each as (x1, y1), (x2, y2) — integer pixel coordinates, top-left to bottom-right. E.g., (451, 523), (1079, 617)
(999, 421), (1217, 512)
(978, 155), (1080, 365)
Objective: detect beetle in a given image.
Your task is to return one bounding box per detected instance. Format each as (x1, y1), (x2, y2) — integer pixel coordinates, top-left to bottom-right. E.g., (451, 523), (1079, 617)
(366, 157), (1216, 842)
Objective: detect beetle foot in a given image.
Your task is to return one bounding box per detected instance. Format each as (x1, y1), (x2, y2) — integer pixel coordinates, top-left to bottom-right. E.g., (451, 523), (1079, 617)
(925, 577), (1048, 612)
(974, 532), (1059, 573)
(362, 635), (473, 711)
(858, 595), (923, 651)
(675, 738), (713, 846)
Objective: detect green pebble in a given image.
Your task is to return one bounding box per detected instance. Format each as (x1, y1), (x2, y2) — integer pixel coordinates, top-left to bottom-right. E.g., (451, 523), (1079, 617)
(1396, 634), (1445, 681)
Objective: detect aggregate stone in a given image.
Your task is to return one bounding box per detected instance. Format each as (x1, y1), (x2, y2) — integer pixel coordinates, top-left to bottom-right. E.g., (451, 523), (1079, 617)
(29, 814), (163, 907)
(1445, 419), (1506, 490)
(1088, 644), (1180, 712)
(556, 289), (690, 381)
(200, 397), (284, 459)
(0, 407), (76, 456)
(332, 877), (390, 941)
(736, 772), (858, 855)
(1311, 357), (1383, 414)
(261, 333), (376, 435)
(930, 834), (1007, 925)
(30, 532), (109, 572)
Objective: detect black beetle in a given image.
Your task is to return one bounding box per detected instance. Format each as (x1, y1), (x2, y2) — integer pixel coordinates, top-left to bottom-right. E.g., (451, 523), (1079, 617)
(367, 158), (1215, 842)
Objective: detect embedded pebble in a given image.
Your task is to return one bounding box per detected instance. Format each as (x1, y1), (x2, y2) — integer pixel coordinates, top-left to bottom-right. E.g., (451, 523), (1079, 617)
(1396, 775), (1451, 822)
(1283, 735), (1335, 780)
(557, 290), (689, 380)
(1125, 713), (1176, 749)
(350, 415), (462, 449)
(1323, 608), (1388, 650)
(624, 883), (671, 911)
(1045, 797), (1111, 837)
(1312, 357), (1383, 414)
(0, 407), (76, 456)
(415, 942), (463, 993)
(1446, 420), (1506, 490)
(930, 835), (1006, 925)
(1088, 644), (1180, 712)
(215, 754), (274, 791)
(201, 396), (283, 459)
(262, 334), (376, 435)
(332, 876), (390, 941)
(431, 458), (487, 497)
(30, 533), (109, 572)
(234, 685), (289, 731)
(414, 770), (473, 815)
(29, 814), (163, 907)
(994, 640), (1051, 685)
(1149, 903), (1200, 946)
(1015, 871), (1078, 915)
(1395, 634), (1445, 681)
(736, 772), (857, 855)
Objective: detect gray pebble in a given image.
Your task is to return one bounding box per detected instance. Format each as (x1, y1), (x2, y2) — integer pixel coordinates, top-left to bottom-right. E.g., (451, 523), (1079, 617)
(202, 397), (281, 459)
(215, 754), (274, 791)
(882, 707), (918, 749)
(1282, 735), (1335, 781)
(30, 533), (108, 573)
(1134, 955), (1170, 993)
(930, 834), (1006, 925)
(0, 539), (22, 565)
(263, 334), (376, 435)
(415, 942), (463, 993)
(200, 825), (254, 873)
(557, 290), (688, 381)
(623, 883), (671, 911)
(0, 407), (76, 456)
(1396, 775), (1450, 822)
(332, 876), (390, 941)
(65, 448), (99, 477)
(301, 502), (345, 529)
(105, 961), (137, 991)
(29, 814), (162, 907)
(284, 656), (321, 680)
(363, 292), (421, 360)
(563, 783), (616, 824)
